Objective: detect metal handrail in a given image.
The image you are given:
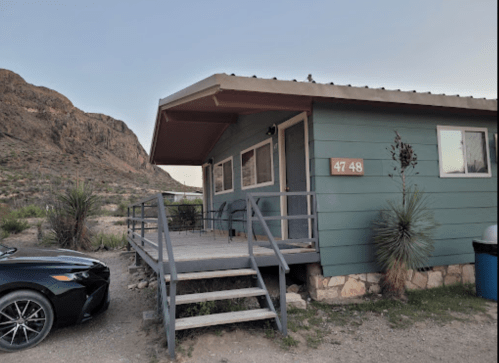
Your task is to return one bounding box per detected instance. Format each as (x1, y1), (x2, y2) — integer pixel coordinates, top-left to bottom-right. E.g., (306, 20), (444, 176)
(127, 193), (178, 358)
(247, 193), (293, 336)
(246, 191), (319, 337)
(247, 191), (319, 253)
(248, 194), (289, 272)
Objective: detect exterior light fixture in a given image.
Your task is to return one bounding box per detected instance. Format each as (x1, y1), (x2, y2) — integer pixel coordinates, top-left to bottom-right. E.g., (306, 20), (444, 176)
(266, 124), (276, 136)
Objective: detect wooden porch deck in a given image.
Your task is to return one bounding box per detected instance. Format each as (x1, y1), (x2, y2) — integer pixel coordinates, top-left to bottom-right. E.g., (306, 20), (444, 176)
(132, 230), (317, 264)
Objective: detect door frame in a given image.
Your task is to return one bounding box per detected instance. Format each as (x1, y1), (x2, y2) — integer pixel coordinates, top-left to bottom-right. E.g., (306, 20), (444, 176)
(202, 163), (214, 230)
(278, 111), (311, 240)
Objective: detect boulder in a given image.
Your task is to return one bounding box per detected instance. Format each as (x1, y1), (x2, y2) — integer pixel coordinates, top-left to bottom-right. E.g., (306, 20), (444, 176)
(310, 288), (339, 301)
(412, 272), (428, 289)
(427, 271), (443, 288)
(447, 264), (461, 275)
(341, 278), (366, 298)
(286, 293), (307, 309)
(367, 273), (382, 284)
(368, 284), (381, 294)
(462, 265), (475, 284)
(287, 284), (300, 293)
(328, 276), (346, 287)
(444, 274), (460, 286)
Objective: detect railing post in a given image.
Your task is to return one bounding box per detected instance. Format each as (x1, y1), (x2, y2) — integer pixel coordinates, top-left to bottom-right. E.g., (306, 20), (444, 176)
(279, 265), (287, 335)
(158, 203), (163, 264)
(157, 283), (162, 315)
(247, 195), (253, 257)
(313, 193), (319, 253)
(126, 206), (131, 251)
(132, 206), (142, 266)
(168, 281), (177, 358)
(132, 206), (136, 238)
(141, 202), (145, 247)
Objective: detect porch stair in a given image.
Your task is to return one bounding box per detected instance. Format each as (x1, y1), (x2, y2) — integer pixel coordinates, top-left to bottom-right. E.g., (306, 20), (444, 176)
(164, 268), (256, 282)
(176, 309), (276, 330)
(171, 287), (267, 305)
(127, 191), (319, 359)
(164, 266), (277, 331)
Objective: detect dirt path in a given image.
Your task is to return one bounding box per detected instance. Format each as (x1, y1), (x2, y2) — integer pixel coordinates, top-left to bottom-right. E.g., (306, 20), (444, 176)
(177, 312), (497, 363)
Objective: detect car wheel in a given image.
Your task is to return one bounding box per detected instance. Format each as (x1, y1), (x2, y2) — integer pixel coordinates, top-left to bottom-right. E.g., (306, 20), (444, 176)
(0, 290), (54, 352)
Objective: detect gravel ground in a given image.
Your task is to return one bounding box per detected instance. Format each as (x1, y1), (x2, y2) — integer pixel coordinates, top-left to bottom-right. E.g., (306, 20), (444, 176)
(1, 219), (497, 363)
(179, 311), (497, 363)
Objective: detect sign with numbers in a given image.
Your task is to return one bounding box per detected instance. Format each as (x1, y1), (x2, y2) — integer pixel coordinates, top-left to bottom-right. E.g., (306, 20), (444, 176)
(330, 158), (364, 176)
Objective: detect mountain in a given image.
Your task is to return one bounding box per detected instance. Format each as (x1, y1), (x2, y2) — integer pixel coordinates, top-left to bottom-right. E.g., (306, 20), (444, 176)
(0, 69), (195, 205)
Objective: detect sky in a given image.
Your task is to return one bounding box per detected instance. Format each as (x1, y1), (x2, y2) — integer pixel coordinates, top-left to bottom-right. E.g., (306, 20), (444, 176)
(0, 0), (497, 188)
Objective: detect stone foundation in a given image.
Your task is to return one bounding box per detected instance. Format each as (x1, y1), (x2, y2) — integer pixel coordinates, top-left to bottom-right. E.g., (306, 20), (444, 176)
(307, 263), (476, 302)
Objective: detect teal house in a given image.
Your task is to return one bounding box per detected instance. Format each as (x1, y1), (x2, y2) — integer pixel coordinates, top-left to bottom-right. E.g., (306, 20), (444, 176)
(150, 74), (497, 290)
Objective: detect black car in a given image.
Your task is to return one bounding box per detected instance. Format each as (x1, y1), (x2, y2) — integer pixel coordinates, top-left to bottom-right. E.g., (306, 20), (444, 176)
(0, 243), (110, 352)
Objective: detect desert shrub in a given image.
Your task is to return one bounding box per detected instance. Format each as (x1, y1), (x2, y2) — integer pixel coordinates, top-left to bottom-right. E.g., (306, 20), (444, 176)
(0, 204), (10, 220)
(92, 232), (127, 249)
(45, 181), (99, 251)
(0, 228), (9, 240)
(1, 215), (29, 234)
(166, 199), (203, 231)
(10, 204), (46, 218)
(113, 200), (128, 217)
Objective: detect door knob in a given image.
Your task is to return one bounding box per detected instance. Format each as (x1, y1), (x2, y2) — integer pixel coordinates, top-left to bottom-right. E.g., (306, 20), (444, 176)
(285, 186), (290, 192)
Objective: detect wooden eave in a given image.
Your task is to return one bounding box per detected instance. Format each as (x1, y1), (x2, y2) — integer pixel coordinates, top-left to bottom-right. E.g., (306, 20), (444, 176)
(150, 74), (497, 166)
(150, 89), (313, 165)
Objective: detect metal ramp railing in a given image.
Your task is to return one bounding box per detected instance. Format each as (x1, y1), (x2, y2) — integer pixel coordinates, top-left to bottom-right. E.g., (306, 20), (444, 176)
(127, 191), (318, 359)
(246, 191), (319, 336)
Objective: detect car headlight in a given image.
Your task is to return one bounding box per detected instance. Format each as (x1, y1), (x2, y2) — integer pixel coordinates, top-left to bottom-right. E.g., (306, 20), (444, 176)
(51, 271), (90, 281)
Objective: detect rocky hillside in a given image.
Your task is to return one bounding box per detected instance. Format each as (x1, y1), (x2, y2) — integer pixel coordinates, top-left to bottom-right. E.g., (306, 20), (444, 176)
(0, 69), (196, 206)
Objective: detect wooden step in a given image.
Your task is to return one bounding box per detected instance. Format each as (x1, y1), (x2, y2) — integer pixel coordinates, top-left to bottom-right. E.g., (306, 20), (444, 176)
(164, 269), (256, 282)
(175, 308), (276, 330)
(172, 288), (266, 305)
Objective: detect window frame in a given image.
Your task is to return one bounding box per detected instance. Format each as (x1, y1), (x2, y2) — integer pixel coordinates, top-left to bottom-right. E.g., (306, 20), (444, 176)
(437, 125), (492, 178)
(240, 138), (275, 190)
(213, 156), (234, 195)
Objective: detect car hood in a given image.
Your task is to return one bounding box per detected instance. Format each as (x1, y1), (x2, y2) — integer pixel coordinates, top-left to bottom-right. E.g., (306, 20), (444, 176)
(1, 247), (104, 267)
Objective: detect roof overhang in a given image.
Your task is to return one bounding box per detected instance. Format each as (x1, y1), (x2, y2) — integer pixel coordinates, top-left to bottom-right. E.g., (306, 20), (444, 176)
(150, 74), (497, 165)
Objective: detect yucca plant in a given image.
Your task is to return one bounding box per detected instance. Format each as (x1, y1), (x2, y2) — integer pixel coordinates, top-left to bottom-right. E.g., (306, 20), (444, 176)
(373, 188), (438, 298)
(373, 132), (438, 299)
(46, 181), (99, 250)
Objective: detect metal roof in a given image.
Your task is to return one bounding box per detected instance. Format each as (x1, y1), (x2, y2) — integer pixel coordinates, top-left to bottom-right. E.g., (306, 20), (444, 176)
(150, 73), (497, 166)
(158, 73), (497, 112)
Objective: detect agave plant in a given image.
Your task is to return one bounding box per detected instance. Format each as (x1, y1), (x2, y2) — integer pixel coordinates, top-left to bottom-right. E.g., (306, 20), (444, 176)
(374, 132), (438, 299)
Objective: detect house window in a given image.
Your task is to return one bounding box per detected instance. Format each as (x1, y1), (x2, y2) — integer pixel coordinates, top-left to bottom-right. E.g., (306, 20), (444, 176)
(437, 126), (491, 178)
(241, 139), (274, 189)
(214, 156), (233, 194)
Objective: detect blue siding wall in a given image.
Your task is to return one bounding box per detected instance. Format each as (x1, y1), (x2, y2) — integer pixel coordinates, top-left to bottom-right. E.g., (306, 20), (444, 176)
(206, 111), (300, 237)
(312, 103), (497, 277)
